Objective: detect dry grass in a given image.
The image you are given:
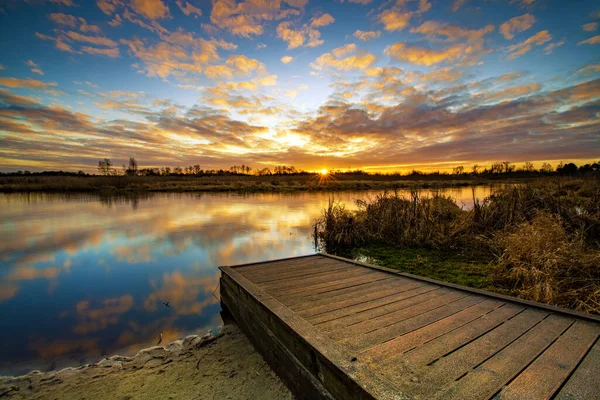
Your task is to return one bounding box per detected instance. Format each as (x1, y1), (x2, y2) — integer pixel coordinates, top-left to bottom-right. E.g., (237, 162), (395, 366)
(493, 213), (600, 313)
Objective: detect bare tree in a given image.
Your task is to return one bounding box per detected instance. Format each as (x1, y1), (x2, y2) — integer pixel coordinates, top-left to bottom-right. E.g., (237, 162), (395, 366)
(523, 161), (534, 172)
(98, 158), (113, 175)
(471, 164), (480, 175)
(127, 157), (138, 176)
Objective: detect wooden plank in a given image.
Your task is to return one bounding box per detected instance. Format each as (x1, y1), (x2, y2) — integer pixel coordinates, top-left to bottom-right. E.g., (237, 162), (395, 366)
(328, 289), (464, 340)
(249, 261), (355, 284)
(306, 283), (437, 324)
(239, 258), (346, 278)
(400, 309), (548, 396)
(361, 299), (504, 365)
(269, 270), (385, 298)
(284, 276), (416, 311)
(340, 295), (484, 353)
(230, 253), (320, 270)
(431, 314), (574, 400)
(259, 267), (374, 292)
(496, 321), (600, 400)
(235, 256), (323, 275)
(379, 303), (525, 373)
(247, 260), (352, 283)
(555, 337), (600, 400)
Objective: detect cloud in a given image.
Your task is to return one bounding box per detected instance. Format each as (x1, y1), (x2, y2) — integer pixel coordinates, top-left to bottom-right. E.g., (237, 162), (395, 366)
(81, 46), (120, 57)
(311, 48), (376, 72)
(500, 14), (536, 39)
(310, 13), (335, 28)
(510, 0), (536, 7)
(65, 31), (118, 47)
(0, 77), (57, 90)
(26, 60), (44, 75)
(0, 65), (5, 71)
(483, 82), (541, 102)
(332, 43), (357, 58)
(277, 21), (324, 49)
(281, 56), (293, 64)
(582, 22), (597, 32)
(353, 30), (381, 41)
(451, 0), (469, 12)
(385, 42), (464, 66)
(419, 0), (431, 13)
(544, 39), (564, 54)
(131, 0), (169, 19)
(379, 9), (412, 31)
(506, 30), (552, 59)
(578, 35), (600, 45)
(210, 0), (302, 38)
(176, 0), (202, 17)
(49, 12), (78, 27)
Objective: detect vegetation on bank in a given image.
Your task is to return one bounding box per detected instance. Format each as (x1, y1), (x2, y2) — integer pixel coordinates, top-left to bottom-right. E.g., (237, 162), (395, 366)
(315, 177), (600, 314)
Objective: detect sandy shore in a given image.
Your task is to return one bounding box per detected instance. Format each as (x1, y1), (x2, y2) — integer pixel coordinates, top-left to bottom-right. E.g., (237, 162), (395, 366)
(0, 325), (292, 400)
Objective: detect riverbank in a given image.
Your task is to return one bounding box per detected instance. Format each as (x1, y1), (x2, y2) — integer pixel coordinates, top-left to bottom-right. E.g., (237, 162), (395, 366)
(0, 174), (517, 193)
(0, 325), (292, 400)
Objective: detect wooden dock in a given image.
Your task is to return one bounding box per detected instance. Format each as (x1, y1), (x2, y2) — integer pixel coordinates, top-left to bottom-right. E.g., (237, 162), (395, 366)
(219, 254), (600, 400)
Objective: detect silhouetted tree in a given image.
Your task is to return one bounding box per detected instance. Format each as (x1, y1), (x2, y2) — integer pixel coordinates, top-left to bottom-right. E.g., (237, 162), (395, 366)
(541, 162), (553, 173)
(127, 157), (138, 176)
(98, 158), (113, 175)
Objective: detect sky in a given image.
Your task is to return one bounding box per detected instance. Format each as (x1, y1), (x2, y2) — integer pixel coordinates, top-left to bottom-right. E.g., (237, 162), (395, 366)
(0, 0), (598, 173)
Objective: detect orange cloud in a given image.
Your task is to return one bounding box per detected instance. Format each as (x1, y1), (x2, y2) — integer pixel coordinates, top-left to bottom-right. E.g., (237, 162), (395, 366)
(310, 13), (335, 28)
(81, 46), (120, 57)
(49, 12), (78, 27)
(451, 0), (469, 12)
(506, 30), (552, 59)
(379, 9), (412, 31)
(332, 43), (357, 58)
(176, 0), (202, 17)
(281, 55), (293, 64)
(131, 0), (169, 19)
(277, 21), (324, 49)
(385, 42), (463, 66)
(0, 77), (57, 89)
(353, 29), (381, 41)
(582, 22), (598, 32)
(65, 31), (118, 47)
(578, 35), (600, 45)
(500, 13), (536, 39)
(484, 82), (542, 102)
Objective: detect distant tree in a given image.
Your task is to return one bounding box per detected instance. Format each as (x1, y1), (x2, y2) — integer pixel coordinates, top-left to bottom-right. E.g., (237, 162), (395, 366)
(540, 162), (553, 173)
(557, 162), (578, 176)
(98, 158), (113, 175)
(452, 165), (465, 175)
(471, 164), (480, 175)
(502, 161), (514, 173)
(127, 157), (138, 176)
(523, 161), (534, 172)
(174, 166), (183, 174)
(491, 162), (503, 174)
(193, 164), (201, 175)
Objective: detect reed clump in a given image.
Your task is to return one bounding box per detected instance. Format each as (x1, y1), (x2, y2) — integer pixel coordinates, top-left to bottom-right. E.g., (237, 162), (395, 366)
(315, 177), (600, 313)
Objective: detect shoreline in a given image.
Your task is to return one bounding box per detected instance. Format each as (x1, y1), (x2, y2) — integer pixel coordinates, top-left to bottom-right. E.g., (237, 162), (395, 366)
(0, 325), (292, 400)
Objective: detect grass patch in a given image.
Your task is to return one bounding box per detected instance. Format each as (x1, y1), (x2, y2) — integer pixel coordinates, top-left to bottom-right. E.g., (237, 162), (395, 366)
(353, 244), (494, 290)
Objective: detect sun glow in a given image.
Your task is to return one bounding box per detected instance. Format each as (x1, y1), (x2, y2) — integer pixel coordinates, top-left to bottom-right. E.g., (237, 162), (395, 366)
(320, 169), (328, 175)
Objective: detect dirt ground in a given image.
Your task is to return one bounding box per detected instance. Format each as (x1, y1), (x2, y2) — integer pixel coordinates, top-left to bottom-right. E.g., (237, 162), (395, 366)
(0, 325), (293, 400)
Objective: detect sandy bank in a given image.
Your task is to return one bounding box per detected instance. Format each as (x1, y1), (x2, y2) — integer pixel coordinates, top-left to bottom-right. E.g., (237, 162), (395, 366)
(0, 325), (292, 400)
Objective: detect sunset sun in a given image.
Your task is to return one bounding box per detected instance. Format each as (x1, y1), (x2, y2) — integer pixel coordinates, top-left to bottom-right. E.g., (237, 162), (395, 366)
(320, 169), (328, 175)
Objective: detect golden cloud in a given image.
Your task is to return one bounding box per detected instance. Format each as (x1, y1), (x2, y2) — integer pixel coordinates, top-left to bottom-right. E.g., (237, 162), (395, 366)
(312, 48), (376, 71)
(65, 31), (118, 47)
(332, 43), (357, 58)
(385, 42), (463, 66)
(379, 9), (412, 31)
(500, 13), (536, 39)
(281, 55), (293, 64)
(582, 22), (598, 32)
(0, 77), (57, 90)
(310, 13), (335, 28)
(176, 0), (202, 17)
(353, 29), (381, 41)
(276, 21), (324, 49)
(483, 82), (542, 102)
(578, 35), (600, 45)
(131, 0), (169, 19)
(506, 30), (552, 59)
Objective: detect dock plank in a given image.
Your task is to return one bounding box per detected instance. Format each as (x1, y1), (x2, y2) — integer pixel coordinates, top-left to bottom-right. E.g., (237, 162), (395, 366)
(496, 321), (600, 400)
(431, 314), (573, 400)
(554, 337), (600, 400)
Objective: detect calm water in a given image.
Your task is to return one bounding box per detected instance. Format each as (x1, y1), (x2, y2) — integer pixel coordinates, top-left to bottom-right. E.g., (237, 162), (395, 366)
(0, 185), (509, 376)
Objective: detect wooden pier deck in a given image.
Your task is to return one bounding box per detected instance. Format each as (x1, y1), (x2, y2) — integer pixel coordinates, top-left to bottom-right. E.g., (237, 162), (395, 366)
(219, 254), (600, 400)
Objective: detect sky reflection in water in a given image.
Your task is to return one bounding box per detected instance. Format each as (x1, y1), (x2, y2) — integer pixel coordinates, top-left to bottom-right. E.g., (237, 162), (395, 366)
(0, 186), (506, 375)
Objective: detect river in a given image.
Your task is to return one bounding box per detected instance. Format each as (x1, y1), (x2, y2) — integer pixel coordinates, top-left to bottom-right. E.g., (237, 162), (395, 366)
(0, 185), (511, 376)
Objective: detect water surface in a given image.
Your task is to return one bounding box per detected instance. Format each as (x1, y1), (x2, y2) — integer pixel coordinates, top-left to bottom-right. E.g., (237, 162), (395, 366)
(0, 185), (509, 375)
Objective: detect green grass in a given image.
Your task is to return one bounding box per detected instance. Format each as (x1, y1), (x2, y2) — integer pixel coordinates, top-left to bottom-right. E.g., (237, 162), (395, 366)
(352, 243), (495, 290)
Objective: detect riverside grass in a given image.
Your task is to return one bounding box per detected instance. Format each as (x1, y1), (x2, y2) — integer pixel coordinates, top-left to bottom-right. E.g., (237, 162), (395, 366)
(315, 177), (600, 314)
